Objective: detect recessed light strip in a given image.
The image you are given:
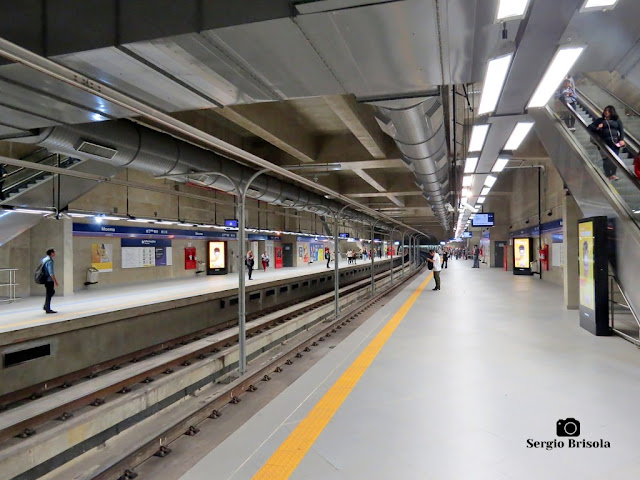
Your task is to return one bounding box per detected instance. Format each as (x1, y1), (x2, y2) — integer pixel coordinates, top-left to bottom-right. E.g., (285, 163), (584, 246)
(497, 0), (531, 20)
(478, 54), (513, 115)
(504, 122), (535, 150)
(469, 125), (490, 152)
(528, 47), (585, 108)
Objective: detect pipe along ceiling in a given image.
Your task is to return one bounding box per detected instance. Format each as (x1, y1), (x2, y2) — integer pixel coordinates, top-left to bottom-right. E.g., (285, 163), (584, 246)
(7, 119), (410, 231)
(370, 96), (451, 231)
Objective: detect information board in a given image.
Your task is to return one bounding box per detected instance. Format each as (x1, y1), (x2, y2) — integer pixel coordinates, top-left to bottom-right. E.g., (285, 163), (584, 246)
(121, 238), (172, 269)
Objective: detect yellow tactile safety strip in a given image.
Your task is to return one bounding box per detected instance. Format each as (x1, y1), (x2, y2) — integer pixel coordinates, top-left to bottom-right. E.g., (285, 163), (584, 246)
(252, 272), (433, 480)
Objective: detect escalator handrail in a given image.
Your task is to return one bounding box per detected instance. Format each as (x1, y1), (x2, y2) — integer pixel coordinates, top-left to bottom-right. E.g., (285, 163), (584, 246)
(583, 74), (640, 119)
(574, 86), (640, 159)
(561, 101), (640, 190)
(3, 153), (57, 180)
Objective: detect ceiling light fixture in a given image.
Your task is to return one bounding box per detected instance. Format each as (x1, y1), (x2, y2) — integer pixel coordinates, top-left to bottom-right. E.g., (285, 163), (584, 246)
(481, 187), (491, 196)
(496, 0), (531, 20)
(478, 54), (513, 115)
(462, 175), (474, 187)
(528, 47), (585, 108)
(484, 175), (498, 187)
(478, 196), (487, 204)
(469, 125), (490, 152)
(464, 157), (479, 174)
(581, 0), (619, 11)
(492, 158), (510, 172)
(504, 122), (535, 150)
(462, 187), (472, 197)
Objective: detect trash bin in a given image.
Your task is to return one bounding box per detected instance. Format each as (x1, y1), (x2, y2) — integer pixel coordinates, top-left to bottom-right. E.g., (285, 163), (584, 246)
(85, 267), (99, 285)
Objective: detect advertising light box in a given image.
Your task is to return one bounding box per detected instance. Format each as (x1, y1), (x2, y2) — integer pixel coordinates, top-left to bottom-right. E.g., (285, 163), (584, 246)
(513, 238), (532, 276)
(207, 241), (228, 275)
(578, 217), (609, 336)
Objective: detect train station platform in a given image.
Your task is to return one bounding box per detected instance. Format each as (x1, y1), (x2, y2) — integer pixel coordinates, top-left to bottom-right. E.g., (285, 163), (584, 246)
(0, 256), (392, 336)
(179, 258), (640, 480)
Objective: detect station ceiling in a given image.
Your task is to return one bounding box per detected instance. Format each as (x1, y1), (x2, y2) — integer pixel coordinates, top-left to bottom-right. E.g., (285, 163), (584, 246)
(0, 0), (639, 241)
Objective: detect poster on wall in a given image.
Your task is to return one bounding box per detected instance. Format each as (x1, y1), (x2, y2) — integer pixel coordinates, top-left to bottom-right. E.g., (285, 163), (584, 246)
(91, 243), (113, 272)
(185, 246), (196, 270)
(207, 241), (228, 275)
(121, 238), (172, 269)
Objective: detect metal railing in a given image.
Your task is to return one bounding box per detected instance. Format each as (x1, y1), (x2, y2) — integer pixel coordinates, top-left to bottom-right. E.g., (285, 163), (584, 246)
(0, 268), (19, 303)
(609, 275), (640, 346)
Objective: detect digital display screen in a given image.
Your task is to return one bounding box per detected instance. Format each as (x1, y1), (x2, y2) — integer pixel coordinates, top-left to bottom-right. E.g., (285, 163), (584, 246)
(462, 232), (472, 238)
(579, 221), (595, 311)
(224, 219), (238, 228)
(514, 238), (530, 269)
(339, 233), (349, 238)
(472, 212), (494, 227)
(208, 241), (226, 269)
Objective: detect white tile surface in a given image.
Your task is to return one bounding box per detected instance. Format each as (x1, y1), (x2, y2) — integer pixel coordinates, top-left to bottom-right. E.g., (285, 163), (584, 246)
(179, 259), (640, 480)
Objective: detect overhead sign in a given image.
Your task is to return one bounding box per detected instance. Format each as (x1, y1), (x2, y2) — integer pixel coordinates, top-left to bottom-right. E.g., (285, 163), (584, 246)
(73, 222), (236, 240)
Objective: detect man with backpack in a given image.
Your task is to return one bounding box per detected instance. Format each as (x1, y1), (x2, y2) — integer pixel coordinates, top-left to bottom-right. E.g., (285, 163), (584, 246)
(40, 248), (59, 313)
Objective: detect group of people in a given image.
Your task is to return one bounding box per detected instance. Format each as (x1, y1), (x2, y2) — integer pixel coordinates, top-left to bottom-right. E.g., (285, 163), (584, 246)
(557, 76), (625, 182)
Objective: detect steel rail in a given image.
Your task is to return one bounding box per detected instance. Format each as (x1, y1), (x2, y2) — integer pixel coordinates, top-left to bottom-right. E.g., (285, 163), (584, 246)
(0, 36), (427, 238)
(0, 261), (406, 445)
(86, 262), (424, 480)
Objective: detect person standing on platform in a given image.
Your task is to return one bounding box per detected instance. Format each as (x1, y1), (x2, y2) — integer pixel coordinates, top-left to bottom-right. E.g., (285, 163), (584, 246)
(246, 250), (255, 280)
(427, 249), (442, 290)
(261, 252), (269, 272)
(326, 249), (331, 268)
(41, 248), (59, 313)
(442, 250), (448, 268)
(472, 245), (480, 268)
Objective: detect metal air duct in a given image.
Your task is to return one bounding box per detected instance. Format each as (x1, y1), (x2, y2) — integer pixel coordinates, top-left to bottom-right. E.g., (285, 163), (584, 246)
(370, 96), (451, 230)
(7, 120), (373, 224)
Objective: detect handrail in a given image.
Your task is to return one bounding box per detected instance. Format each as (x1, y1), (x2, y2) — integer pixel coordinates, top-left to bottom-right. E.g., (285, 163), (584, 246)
(561, 101), (640, 190)
(584, 74), (640, 119)
(574, 87), (640, 158)
(609, 274), (640, 345)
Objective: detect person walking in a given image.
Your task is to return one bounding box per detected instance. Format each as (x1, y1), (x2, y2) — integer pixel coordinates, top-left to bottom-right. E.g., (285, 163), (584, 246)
(261, 252), (269, 272)
(326, 249), (331, 268)
(589, 105), (625, 181)
(442, 250), (448, 268)
(42, 248), (59, 313)
(472, 245), (480, 268)
(427, 249), (442, 290)
(246, 250), (255, 280)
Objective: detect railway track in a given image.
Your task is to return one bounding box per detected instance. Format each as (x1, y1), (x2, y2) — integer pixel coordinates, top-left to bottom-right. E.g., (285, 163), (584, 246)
(0, 263), (420, 480)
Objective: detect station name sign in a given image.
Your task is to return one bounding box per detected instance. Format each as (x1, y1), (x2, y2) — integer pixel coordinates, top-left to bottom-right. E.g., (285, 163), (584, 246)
(73, 223), (237, 240)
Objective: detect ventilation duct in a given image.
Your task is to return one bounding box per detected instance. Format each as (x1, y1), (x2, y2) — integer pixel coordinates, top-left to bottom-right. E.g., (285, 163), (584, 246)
(369, 96), (451, 230)
(7, 120), (377, 225)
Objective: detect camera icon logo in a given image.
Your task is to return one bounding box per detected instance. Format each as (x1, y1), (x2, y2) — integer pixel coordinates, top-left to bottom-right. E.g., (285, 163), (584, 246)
(557, 418), (580, 437)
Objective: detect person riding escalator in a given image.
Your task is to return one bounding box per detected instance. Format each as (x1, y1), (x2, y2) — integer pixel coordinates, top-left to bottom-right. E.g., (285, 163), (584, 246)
(588, 105), (626, 182)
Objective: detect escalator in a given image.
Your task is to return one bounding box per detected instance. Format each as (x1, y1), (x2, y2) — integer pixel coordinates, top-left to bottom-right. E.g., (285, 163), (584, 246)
(0, 151), (122, 247)
(530, 80), (640, 343)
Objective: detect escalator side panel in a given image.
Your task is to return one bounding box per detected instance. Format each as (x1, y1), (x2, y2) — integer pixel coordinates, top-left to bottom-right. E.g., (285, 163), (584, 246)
(531, 107), (640, 321)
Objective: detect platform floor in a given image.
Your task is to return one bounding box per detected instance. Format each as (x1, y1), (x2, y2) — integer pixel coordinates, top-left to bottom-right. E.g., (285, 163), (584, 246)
(0, 256), (392, 335)
(179, 258), (640, 480)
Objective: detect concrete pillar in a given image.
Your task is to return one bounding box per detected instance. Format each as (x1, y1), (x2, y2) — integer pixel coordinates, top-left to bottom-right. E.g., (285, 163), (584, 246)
(563, 195), (581, 309)
(30, 217), (74, 296)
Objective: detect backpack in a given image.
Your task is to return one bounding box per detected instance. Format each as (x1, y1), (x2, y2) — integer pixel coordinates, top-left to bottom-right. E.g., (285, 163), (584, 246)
(34, 262), (48, 284)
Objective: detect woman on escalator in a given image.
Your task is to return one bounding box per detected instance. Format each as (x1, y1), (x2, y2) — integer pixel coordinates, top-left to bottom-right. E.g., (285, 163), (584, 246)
(588, 105), (625, 181)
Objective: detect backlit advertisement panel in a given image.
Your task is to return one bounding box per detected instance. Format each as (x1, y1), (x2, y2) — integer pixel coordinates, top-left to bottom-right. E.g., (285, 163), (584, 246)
(579, 221), (595, 311)
(514, 238), (530, 269)
(207, 241), (227, 274)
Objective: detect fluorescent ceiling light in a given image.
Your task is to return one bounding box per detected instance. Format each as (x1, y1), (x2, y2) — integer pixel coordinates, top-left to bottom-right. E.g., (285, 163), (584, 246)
(462, 175), (474, 187)
(462, 187), (471, 197)
(128, 218), (154, 223)
(67, 212), (93, 218)
(481, 187), (491, 196)
(528, 47), (585, 108)
(469, 125), (490, 152)
(461, 196), (469, 205)
(497, 0), (530, 20)
(485, 175), (498, 187)
(504, 122), (535, 150)
(97, 215), (121, 221)
(478, 54), (513, 115)
(492, 158), (510, 172)
(582, 0), (619, 10)
(464, 157), (479, 174)
(478, 197), (487, 204)
(14, 208), (53, 215)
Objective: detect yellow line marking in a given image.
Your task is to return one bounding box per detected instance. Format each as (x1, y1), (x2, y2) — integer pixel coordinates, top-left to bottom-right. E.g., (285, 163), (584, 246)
(252, 272), (433, 479)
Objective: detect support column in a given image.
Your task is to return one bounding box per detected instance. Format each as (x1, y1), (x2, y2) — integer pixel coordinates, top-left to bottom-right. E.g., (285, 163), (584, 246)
(30, 217), (73, 296)
(563, 194), (581, 310)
